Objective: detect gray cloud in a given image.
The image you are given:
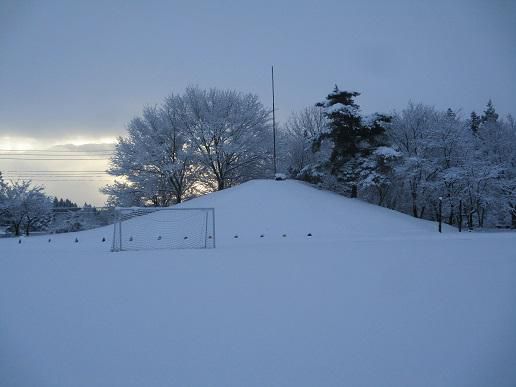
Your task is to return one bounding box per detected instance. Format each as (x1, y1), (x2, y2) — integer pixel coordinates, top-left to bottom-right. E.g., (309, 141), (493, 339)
(0, 0), (514, 138)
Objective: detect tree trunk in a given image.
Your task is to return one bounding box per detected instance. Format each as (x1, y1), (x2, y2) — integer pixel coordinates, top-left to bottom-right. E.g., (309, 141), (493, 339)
(477, 207), (485, 228)
(412, 204), (418, 218)
(448, 204), (454, 225)
(512, 209), (516, 229)
(411, 190), (418, 218)
(351, 184), (357, 198)
(217, 179), (225, 191)
(468, 212), (474, 230)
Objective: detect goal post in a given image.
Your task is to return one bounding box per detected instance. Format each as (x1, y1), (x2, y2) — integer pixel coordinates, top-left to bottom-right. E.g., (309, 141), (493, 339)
(111, 207), (215, 252)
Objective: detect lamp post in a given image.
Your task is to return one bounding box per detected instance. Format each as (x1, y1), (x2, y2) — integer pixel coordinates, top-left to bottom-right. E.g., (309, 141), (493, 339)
(438, 197), (443, 233)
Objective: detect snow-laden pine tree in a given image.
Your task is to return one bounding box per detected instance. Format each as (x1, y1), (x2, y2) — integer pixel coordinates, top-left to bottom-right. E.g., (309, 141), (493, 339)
(469, 111), (481, 135)
(311, 86), (392, 198)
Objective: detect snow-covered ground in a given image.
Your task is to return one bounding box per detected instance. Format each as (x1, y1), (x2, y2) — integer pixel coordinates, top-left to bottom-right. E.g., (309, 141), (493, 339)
(1, 180), (515, 386)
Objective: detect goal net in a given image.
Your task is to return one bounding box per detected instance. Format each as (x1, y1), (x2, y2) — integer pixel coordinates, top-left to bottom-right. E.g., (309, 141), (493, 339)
(111, 207), (215, 252)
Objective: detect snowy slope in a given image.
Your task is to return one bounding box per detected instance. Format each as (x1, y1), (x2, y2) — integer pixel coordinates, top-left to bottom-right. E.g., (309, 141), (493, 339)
(178, 179), (455, 244)
(1, 179), (453, 253)
(1, 179), (516, 387)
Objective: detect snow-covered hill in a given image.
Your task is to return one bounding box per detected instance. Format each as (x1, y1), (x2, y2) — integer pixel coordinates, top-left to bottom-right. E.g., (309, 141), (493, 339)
(178, 179), (454, 244)
(1, 179), (515, 387)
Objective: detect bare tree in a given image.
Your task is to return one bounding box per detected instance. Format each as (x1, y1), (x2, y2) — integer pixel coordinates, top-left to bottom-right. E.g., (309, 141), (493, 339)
(283, 106), (327, 175)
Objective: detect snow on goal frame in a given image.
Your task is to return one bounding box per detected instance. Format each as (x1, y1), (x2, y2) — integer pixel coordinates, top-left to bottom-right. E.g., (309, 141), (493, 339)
(111, 207), (215, 252)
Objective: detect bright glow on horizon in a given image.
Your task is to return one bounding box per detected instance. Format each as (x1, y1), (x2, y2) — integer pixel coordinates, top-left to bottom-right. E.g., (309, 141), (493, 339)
(0, 135), (117, 150)
(0, 135), (118, 206)
(0, 136), (40, 150)
(52, 136), (118, 147)
(0, 136), (117, 151)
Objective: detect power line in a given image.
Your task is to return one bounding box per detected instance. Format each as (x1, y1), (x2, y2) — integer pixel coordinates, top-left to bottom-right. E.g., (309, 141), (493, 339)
(4, 172), (109, 174)
(5, 169), (107, 173)
(0, 149), (114, 152)
(3, 172), (108, 176)
(4, 175), (110, 178)
(7, 179), (113, 182)
(0, 153), (113, 157)
(0, 157), (110, 160)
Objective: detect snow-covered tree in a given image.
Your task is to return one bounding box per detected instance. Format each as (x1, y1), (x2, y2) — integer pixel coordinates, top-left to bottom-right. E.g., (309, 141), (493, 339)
(2, 180), (52, 236)
(388, 103), (443, 218)
(312, 86), (391, 198)
(100, 181), (145, 207)
(358, 146), (401, 206)
(282, 106), (328, 176)
(177, 86), (272, 190)
(386, 100), (515, 228)
(469, 111), (481, 135)
(0, 172), (7, 227)
(104, 87), (273, 205)
(105, 104), (200, 206)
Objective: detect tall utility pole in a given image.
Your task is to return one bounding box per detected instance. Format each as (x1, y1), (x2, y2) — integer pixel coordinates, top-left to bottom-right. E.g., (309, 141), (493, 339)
(272, 65), (277, 175)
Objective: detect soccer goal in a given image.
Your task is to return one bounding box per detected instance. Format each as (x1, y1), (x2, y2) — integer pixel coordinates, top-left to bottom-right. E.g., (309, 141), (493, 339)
(111, 207), (215, 252)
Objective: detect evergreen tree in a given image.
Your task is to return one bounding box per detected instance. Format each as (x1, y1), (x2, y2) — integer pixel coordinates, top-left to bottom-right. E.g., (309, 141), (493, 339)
(315, 86), (390, 198)
(470, 111), (481, 135)
(53, 197), (79, 208)
(482, 100), (498, 123)
(0, 172), (6, 223)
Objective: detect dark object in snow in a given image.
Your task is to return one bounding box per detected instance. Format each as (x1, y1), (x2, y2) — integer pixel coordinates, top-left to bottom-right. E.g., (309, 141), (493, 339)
(184, 236), (188, 240)
(102, 237), (106, 242)
(74, 238), (79, 243)
(307, 233), (312, 237)
(129, 236), (133, 242)
(282, 234), (287, 237)
(260, 234), (264, 238)
(18, 239), (21, 244)
(274, 173), (287, 181)
(157, 236), (162, 240)
(48, 238), (52, 243)
(234, 235), (239, 238)
(208, 236), (212, 239)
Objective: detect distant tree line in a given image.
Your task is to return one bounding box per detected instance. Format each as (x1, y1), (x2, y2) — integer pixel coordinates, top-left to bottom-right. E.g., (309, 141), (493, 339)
(102, 85), (515, 229)
(282, 87), (516, 229)
(5, 86), (510, 232)
(0, 175), (99, 236)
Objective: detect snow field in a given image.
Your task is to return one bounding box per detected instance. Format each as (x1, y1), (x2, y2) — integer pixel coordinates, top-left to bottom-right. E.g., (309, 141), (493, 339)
(1, 180), (516, 387)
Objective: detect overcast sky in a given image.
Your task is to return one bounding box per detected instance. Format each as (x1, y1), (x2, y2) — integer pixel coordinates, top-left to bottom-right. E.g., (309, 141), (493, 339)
(0, 0), (515, 204)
